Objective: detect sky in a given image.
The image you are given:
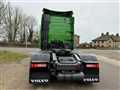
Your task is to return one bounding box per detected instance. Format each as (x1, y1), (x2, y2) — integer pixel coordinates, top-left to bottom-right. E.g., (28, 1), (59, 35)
(5, 0), (119, 43)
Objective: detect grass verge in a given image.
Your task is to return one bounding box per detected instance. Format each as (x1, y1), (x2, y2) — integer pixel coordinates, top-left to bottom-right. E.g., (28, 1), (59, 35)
(0, 50), (28, 63)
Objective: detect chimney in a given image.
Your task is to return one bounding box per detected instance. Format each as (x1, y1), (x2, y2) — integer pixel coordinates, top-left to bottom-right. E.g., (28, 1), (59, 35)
(116, 33), (119, 37)
(101, 33), (104, 36)
(106, 32), (109, 36)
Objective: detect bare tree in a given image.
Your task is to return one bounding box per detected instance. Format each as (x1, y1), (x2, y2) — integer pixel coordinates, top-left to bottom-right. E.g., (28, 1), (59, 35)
(3, 2), (13, 42)
(26, 16), (36, 42)
(2, 3), (23, 42)
(12, 7), (22, 41)
(0, 1), (6, 25)
(19, 14), (28, 42)
(1, 2), (37, 44)
(0, 1), (6, 35)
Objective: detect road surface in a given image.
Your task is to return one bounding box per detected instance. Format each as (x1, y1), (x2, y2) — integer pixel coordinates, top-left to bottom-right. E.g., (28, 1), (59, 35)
(0, 47), (120, 90)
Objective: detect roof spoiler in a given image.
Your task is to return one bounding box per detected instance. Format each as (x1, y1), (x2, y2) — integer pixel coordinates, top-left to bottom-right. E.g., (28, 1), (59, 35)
(43, 8), (73, 17)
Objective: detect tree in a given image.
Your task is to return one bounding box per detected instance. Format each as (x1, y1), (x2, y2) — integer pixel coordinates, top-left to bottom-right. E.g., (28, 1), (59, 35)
(3, 2), (13, 42)
(2, 3), (23, 42)
(1, 2), (37, 44)
(0, 1), (6, 25)
(19, 14), (28, 42)
(0, 1), (6, 36)
(26, 16), (36, 42)
(12, 7), (22, 41)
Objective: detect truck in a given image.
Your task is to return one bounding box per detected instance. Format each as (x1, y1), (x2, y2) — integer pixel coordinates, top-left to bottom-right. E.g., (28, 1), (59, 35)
(29, 8), (99, 84)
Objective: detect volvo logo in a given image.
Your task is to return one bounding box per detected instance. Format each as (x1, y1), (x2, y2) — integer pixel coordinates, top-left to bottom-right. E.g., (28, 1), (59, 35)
(31, 79), (48, 83)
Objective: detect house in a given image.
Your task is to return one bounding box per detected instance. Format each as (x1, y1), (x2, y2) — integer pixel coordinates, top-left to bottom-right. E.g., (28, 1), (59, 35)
(74, 34), (80, 48)
(92, 32), (120, 48)
(79, 42), (91, 48)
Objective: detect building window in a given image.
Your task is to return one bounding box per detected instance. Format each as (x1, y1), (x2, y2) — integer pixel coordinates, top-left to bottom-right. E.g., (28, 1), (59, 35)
(109, 45), (111, 47)
(102, 41), (104, 43)
(101, 45), (104, 47)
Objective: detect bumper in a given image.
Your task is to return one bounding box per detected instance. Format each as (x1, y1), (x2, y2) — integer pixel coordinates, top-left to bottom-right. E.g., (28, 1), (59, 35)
(57, 72), (84, 80)
(56, 72), (99, 83)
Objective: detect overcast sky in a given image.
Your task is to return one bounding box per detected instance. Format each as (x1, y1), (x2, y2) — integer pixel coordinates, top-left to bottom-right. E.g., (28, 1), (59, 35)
(6, 0), (119, 43)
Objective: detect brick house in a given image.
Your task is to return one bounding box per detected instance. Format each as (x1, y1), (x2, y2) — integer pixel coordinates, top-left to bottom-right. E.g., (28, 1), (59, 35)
(92, 32), (120, 48)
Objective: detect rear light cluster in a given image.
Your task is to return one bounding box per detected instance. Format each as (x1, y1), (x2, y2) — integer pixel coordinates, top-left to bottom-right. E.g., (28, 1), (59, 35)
(86, 63), (99, 69)
(31, 63), (47, 68)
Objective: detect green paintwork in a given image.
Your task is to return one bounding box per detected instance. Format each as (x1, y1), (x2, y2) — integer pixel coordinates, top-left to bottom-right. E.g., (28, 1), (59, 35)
(48, 16), (74, 48)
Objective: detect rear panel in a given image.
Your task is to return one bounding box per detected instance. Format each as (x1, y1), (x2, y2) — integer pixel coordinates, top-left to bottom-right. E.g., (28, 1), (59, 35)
(29, 52), (50, 84)
(41, 8), (74, 50)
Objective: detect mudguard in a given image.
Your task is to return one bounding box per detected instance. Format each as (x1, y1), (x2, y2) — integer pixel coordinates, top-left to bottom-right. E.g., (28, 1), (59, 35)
(77, 54), (100, 83)
(29, 51), (50, 84)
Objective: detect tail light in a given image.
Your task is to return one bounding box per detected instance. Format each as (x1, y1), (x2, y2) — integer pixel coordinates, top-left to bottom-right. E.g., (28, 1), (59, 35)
(31, 63), (47, 68)
(86, 63), (99, 69)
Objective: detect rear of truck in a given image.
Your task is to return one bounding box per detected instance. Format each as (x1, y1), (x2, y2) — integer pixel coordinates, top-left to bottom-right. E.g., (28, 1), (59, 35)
(29, 8), (99, 84)
(41, 8), (74, 50)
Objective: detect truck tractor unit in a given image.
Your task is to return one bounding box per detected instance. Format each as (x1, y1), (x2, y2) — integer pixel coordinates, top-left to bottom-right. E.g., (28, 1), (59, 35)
(29, 8), (99, 84)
